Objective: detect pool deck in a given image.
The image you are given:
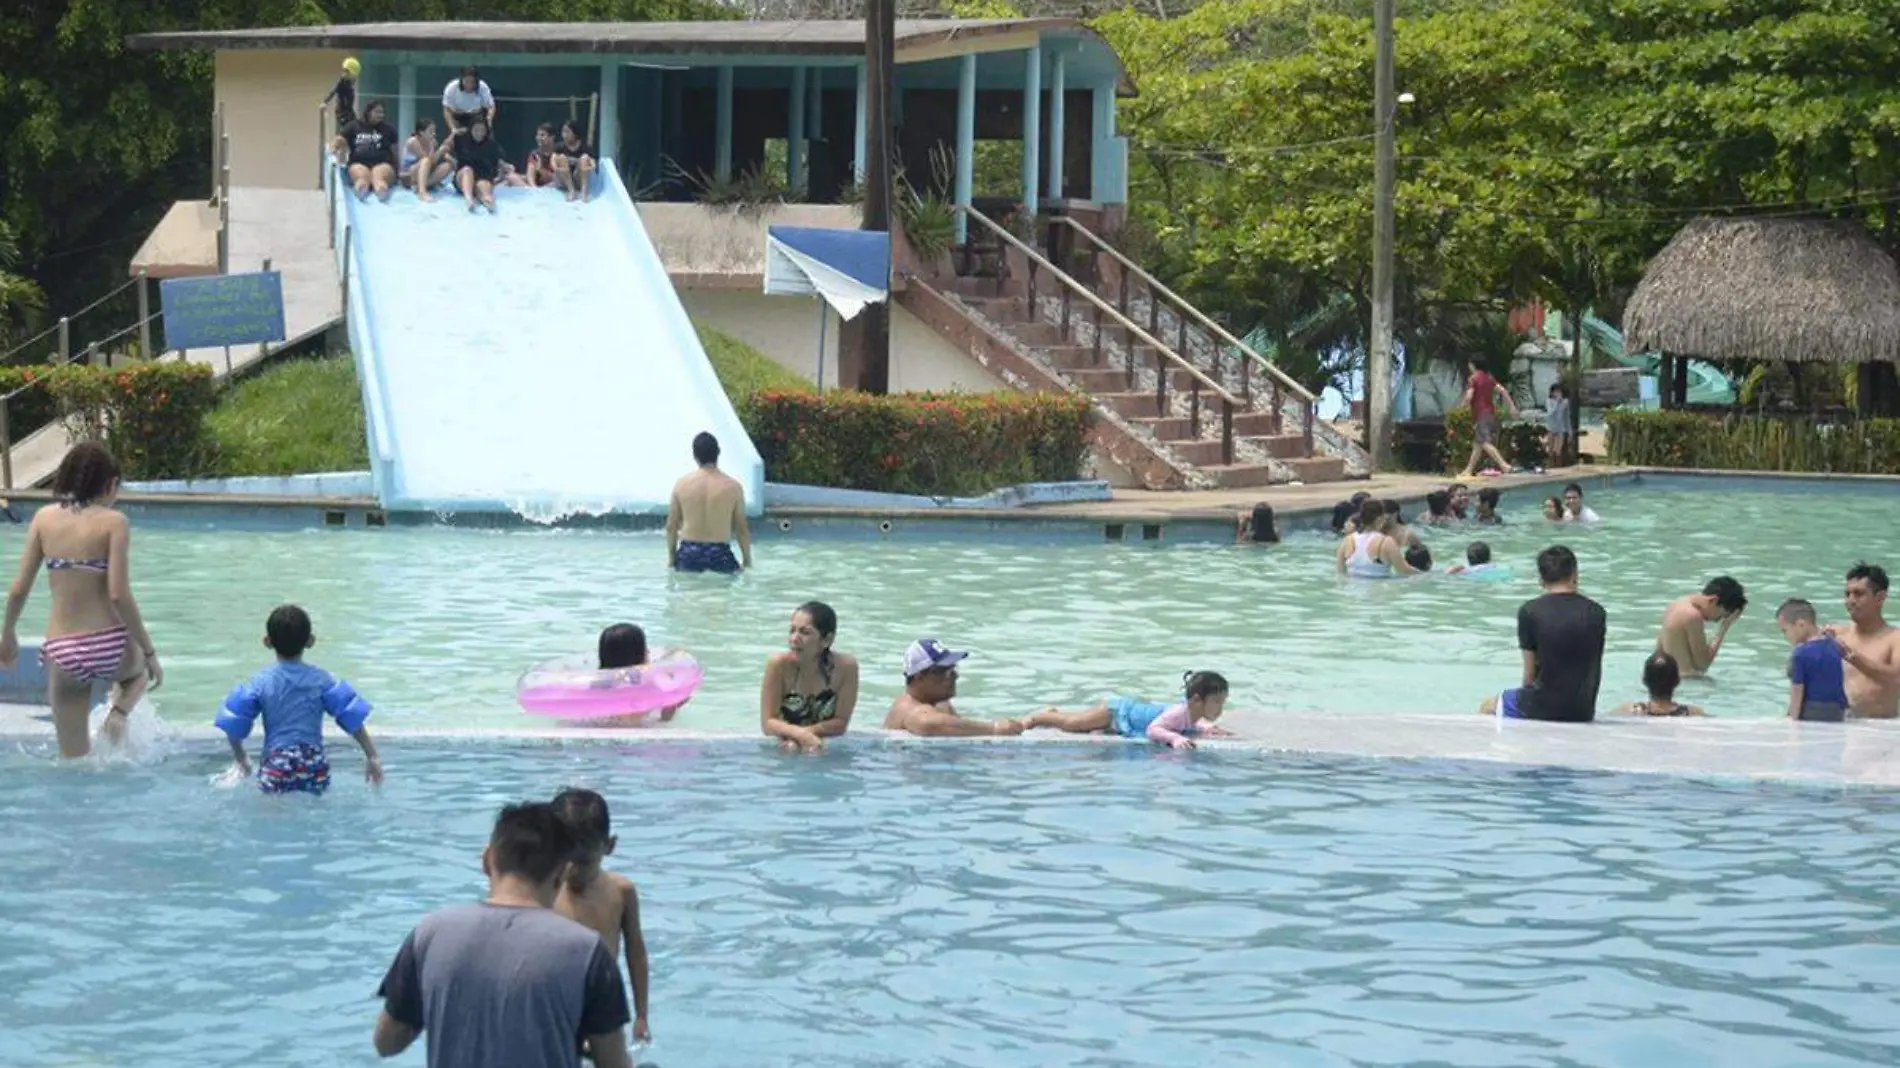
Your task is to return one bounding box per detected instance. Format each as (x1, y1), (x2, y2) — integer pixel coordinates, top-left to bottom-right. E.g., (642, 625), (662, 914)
(4, 704), (1894, 788)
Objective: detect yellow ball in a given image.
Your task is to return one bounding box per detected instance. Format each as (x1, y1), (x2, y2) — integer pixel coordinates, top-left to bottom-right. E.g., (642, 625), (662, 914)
(342, 57), (360, 77)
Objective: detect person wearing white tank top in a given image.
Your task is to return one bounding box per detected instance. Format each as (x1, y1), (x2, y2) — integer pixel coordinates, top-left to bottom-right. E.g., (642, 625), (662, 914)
(1334, 500), (1419, 579)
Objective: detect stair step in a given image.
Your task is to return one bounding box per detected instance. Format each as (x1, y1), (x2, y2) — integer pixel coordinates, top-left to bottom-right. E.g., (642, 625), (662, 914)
(1168, 438), (1236, 466)
(1007, 321), (1071, 347)
(1065, 367), (1139, 393)
(1282, 456), (1349, 483)
(1200, 463), (1279, 489)
(1242, 433), (1311, 460)
(1128, 415), (1196, 441)
(1042, 345), (1108, 370)
(1231, 411), (1281, 437)
(944, 275), (1025, 300)
(1097, 391), (1166, 419)
(962, 296), (1030, 324)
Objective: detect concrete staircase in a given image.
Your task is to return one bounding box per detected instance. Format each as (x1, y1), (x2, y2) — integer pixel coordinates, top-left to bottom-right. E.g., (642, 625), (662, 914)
(933, 258), (1348, 488)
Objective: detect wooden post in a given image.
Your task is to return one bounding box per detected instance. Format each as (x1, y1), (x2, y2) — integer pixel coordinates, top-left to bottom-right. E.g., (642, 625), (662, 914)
(57, 317), (70, 363)
(1, 400), (12, 491)
(259, 258), (274, 363)
(137, 271), (153, 360)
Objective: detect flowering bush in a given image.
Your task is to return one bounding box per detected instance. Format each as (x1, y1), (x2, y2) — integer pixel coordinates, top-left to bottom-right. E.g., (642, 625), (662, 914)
(41, 362), (219, 479)
(740, 390), (1092, 495)
(1442, 406), (1548, 472)
(0, 367), (62, 443)
(1606, 410), (1900, 473)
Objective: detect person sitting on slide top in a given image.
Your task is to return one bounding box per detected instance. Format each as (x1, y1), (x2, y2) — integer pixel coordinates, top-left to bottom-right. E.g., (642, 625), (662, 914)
(1616, 651), (1705, 717)
(402, 119), (453, 203)
(332, 98), (399, 201)
(882, 640), (1025, 737)
(554, 120), (597, 203)
(526, 123), (559, 188)
(1023, 671), (1234, 750)
(445, 116), (503, 213)
(760, 601), (861, 753)
(217, 605), (382, 794)
(1655, 576), (1747, 678)
(441, 66), (496, 137)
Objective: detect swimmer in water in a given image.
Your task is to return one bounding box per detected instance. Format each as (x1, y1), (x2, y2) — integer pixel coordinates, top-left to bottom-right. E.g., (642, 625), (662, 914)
(883, 640), (1026, 736)
(1562, 482), (1601, 523)
(1615, 651), (1705, 717)
(1655, 576), (1747, 678)
(1448, 541), (1494, 575)
(1474, 487), (1502, 525)
(1417, 491), (1454, 527)
(1336, 500), (1418, 578)
(589, 623), (685, 726)
(1236, 503), (1279, 544)
(1541, 496), (1565, 522)
(1405, 543), (1434, 573)
(552, 789), (651, 1045)
(760, 601), (860, 753)
(1777, 598), (1847, 722)
(218, 605), (383, 793)
(1022, 671), (1234, 749)
(1447, 483), (1472, 520)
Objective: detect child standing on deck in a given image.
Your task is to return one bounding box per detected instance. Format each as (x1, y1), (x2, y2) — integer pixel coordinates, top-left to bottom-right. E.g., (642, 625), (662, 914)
(1023, 671), (1233, 749)
(553, 788), (652, 1045)
(217, 605), (382, 793)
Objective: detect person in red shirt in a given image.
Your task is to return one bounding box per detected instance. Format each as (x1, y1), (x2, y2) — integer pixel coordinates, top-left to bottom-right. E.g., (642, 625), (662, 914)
(1456, 360), (1519, 477)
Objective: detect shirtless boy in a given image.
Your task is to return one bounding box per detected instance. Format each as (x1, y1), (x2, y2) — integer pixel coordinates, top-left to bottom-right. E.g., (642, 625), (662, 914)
(1655, 576), (1747, 677)
(553, 788), (651, 1044)
(883, 640), (1025, 737)
(1830, 561), (1900, 718)
(666, 432), (752, 574)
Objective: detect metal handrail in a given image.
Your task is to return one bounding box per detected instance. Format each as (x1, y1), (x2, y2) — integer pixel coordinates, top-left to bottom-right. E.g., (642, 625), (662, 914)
(1049, 215), (1317, 406)
(960, 207), (1240, 406)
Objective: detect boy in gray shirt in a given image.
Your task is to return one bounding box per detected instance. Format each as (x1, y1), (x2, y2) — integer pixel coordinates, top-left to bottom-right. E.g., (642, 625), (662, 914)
(374, 802), (634, 1068)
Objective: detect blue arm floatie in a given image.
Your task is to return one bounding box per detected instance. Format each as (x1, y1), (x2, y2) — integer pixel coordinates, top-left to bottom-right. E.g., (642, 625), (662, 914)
(322, 678), (372, 734)
(215, 684), (263, 743)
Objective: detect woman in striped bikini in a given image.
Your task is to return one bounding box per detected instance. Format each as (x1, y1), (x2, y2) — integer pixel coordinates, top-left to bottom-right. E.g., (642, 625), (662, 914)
(0, 443), (162, 758)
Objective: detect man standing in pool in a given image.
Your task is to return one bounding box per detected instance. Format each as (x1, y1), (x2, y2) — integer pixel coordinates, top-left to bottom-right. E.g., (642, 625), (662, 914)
(1480, 545), (1607, 722)
(374, 801), (634, 1068)
(1830, 561), (1900, 718)
(883, 640), (1026, 737)
(1654, 576), (1748, 678)
(666, 432), (752, 574)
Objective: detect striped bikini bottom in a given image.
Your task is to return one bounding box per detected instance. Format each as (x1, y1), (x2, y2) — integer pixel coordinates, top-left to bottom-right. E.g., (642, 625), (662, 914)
(39, 626), (128, 684)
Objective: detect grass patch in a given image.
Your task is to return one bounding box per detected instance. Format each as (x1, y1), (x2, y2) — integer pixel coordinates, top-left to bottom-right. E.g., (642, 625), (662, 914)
(205, 356), (369, 476)
(697, 324), (813, 397)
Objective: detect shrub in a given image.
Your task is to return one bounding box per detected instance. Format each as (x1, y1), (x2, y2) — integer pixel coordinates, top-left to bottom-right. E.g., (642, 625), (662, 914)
(697, 325), (812, 399)
(1606, 410), (1900, 473)
(0, 367), (62, 444)
(1442, 407), (1548, 472)
(41, 362), (219, 479)
(740, 390), (1092, 496)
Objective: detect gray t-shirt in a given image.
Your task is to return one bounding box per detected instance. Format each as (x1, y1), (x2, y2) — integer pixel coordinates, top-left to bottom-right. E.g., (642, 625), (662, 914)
(378, 903), (629, 1068)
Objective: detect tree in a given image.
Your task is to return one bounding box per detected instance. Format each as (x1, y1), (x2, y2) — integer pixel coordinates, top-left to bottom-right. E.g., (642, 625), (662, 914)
(0, 223), (47, 350)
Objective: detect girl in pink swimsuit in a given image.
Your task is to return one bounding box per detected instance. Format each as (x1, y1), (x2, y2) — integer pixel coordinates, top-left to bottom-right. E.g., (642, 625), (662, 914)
(0, 443), (163, 758)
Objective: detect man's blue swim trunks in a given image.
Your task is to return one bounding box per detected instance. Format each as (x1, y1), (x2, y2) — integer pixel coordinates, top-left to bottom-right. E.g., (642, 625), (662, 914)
(676, 540), (740, 574)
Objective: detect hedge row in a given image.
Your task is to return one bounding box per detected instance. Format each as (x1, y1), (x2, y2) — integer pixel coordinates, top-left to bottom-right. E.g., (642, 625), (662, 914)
(1441, 407), (1548, 473)
(740, 390), (1093, 496)
(1606, 410), (1900, 473)
(5, 362), (219, 480)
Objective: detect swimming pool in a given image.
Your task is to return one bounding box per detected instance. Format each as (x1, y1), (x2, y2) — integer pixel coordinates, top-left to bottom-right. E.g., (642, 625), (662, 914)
(3, 480), (1895, 730)
(1, 739), (1896, 1067)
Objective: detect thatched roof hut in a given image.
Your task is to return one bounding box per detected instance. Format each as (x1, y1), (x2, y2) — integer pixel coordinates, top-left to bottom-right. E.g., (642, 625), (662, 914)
(1624, 217), (1900, 364)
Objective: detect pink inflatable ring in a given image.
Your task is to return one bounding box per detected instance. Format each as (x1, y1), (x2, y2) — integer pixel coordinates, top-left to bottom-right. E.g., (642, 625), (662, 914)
(516, 648), (704, 721)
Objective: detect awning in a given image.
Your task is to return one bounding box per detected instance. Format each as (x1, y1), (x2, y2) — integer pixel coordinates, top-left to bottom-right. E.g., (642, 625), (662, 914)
(763, 226), (889, 321)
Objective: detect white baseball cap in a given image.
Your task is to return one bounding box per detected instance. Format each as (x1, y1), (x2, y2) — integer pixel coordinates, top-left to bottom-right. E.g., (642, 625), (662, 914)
(903, 639), (968, 679)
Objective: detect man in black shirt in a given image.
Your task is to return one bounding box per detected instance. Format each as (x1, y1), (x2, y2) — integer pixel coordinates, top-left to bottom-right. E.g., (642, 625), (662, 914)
(331, 99), (399, 201)
(446, 116), (503, 213)
(322, 57), (359, 133)
(1481, 545), (1607, 722)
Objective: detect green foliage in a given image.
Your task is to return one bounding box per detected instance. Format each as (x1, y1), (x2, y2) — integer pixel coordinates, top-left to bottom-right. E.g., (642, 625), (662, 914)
(0, 366), (62, 441)
(0, 224), (45, 348)
(739, 390), (1093, 496)
(696, 324), (812, 398)
(43, 361), (219, 479)
(205, 356), (368, 475)
(1442, 406), (1548, 473)
(1605, 410), (1900, 473)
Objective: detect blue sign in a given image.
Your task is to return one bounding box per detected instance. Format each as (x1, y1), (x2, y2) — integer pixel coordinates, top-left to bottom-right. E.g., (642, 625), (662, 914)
(160, 271), (286, 350)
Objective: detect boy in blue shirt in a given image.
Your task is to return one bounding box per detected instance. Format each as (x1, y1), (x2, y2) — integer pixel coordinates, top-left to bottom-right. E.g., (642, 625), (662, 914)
(217, 605), (383, 793)
(1777, 598), (1848, 722)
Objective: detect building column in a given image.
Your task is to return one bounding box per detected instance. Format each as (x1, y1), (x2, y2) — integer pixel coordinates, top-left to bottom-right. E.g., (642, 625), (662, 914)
(1021, 43), (1042, 216)
(598, 62), (621, 176)
(853, 62), (868, 183)
(715, 65), (734, 182)
(1091, 81), (1124, 203)
(396, 63), (416, 147)
(954, 53), (976, 245)
(1048, 52), (1066, 202)
(789, 67), (807, 196)
(809, 66), (824, 140)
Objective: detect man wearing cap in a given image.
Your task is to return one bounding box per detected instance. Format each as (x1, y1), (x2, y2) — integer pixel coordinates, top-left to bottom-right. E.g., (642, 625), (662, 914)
(884, 640), (1026, 737)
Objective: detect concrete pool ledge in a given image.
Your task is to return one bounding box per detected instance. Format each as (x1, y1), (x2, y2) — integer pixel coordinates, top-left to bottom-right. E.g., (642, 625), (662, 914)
(4, 705), (1894, 788)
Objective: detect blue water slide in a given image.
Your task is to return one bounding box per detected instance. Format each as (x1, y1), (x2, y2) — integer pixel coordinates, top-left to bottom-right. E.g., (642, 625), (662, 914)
(327, 162), (764, 516)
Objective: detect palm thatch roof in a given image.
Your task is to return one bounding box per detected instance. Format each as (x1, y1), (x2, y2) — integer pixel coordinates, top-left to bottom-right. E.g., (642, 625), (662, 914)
(1624, 217), (1900, 364)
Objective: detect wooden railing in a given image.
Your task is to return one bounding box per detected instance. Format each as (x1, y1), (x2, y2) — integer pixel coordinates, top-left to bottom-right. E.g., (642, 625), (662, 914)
(960, 206), (1247, 465)
(1047, 215), (1317, 455)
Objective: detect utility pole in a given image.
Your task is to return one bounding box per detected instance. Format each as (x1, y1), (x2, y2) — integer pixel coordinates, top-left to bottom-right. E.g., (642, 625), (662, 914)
(845, 0), (896, 393)
(1368, 0), (1396, 469)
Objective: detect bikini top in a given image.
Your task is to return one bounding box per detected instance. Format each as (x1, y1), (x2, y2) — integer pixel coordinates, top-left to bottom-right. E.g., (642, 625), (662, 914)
(779, 660), (839, 727)
(46, 557), (108, 573)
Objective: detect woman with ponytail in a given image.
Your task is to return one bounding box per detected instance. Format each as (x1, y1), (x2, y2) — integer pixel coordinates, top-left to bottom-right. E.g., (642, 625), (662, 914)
(759, 601), (860, 753)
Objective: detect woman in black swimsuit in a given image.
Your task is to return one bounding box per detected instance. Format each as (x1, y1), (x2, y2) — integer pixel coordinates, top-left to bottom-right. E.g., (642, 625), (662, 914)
(759, 601), (859, 753)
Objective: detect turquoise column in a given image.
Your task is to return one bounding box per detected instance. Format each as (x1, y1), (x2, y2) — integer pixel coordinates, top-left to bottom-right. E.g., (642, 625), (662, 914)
(1048, 52), (1065, 202)
(1021, 43), (1042, 216)
(809, 66), (823, 140)
(789, 67), (807, 197)
(954, 53), (976, 245)
(1091, 81), (1123, 203)
(396, 63), (416, 143)
(598, 62), (620, 177)
(853, 62), (867, 183)
(716, 65), (734, 182)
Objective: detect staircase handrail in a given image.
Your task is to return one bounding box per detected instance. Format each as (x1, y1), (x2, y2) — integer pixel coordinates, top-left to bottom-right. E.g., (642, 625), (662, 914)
(1049, 216), (1317, 406)
(959, 207), (1242, 407)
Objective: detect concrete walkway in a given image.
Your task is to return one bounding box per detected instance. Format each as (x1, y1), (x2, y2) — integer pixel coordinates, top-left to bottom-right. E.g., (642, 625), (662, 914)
(6, 188), (340, 490)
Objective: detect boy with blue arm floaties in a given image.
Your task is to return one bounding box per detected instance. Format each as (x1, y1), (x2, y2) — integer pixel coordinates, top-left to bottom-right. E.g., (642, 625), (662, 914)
(218, 605), (384, 794)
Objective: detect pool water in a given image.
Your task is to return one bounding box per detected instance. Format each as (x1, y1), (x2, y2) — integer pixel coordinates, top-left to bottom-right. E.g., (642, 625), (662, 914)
(3, 482), (1898, 731)
(1, 740), (1896, 1067)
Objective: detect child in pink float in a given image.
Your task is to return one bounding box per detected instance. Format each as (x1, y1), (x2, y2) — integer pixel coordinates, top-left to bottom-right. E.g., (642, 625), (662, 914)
(1022, 671), (1233, 749)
